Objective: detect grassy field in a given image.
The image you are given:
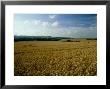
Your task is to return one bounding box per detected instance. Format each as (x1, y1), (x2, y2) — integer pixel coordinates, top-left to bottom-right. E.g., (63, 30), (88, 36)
(14, 40), (97, 76)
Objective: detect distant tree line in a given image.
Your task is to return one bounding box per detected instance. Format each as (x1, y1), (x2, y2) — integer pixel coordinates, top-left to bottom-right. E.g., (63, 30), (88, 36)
(14, 36), (70, 42)
(14, 36), (97, 42)
(86, 38), (97, 40)
(14, 38), (62, 41)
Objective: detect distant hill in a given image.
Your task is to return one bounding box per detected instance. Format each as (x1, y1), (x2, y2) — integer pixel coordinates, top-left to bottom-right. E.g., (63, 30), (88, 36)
(14, 35), (97, 42)
(14, 36), (71, 41)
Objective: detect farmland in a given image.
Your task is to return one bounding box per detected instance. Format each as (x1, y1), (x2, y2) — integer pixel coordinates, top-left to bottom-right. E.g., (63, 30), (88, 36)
(14, 40), (97, 76)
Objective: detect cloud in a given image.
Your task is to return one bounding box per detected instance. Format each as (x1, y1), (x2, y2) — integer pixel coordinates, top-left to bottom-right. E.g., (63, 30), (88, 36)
(51, 21), (58, 27)
(24, 20), (30, 24)
(33, 20), (41, 25)
(24, 19), (60, 28)
(20, 18), (96, 38)
(48, 26), (96, 38)
(49, 15), (56, 19)
(42, 22), (49, 27)
(32, 20), (50, 27)
(24, 20), (41, 25)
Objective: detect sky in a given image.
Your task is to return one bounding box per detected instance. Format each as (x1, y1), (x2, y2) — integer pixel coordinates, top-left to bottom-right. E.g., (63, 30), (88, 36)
(14, 14), (97, 38)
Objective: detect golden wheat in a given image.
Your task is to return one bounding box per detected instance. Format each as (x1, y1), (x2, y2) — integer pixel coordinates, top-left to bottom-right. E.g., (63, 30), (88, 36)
(14, 40), (97, 76)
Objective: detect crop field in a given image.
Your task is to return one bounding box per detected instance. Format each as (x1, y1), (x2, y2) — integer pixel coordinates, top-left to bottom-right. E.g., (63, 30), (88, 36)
(14, 40), (97, 76)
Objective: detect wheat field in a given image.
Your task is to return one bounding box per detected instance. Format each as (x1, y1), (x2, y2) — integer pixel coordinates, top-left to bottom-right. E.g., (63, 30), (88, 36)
(14, 40), (97, 76)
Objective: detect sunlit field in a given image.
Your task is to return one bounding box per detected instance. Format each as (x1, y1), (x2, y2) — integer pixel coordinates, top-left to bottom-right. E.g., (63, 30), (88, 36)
(14, 40), (97, 76)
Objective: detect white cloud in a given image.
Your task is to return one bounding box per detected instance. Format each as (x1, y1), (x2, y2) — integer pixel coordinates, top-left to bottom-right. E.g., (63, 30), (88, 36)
(24, 20), (30, 24)
(49, 15), (56, 19)
(42, 22), (49, 27)
(21, 19), (96, 38)
(33, 20), (41, 25)
(32, 20), (50, 27)
(51, 21), (58, 27)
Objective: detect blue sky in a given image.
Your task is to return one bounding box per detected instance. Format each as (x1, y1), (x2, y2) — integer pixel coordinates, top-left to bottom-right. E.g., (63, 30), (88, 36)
(14, 14), (97, 38)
